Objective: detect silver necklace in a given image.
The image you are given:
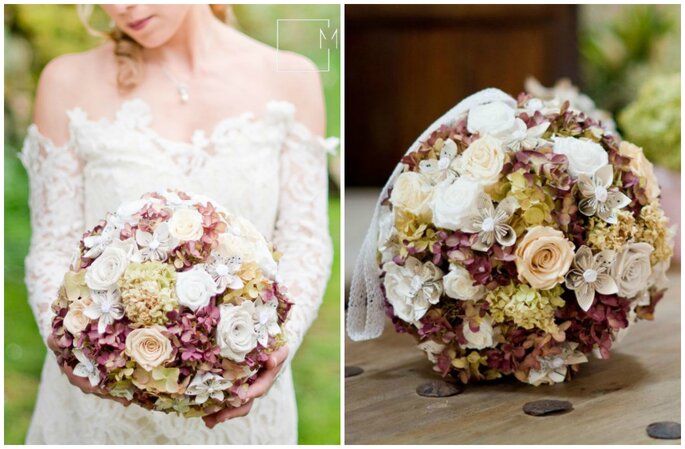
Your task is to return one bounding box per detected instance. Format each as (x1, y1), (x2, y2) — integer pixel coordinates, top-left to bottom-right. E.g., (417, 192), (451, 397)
(160, 66), (190, 103)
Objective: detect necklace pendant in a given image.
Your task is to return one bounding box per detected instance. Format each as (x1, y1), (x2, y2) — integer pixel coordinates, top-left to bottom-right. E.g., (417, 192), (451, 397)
(178, 84), (190, 103)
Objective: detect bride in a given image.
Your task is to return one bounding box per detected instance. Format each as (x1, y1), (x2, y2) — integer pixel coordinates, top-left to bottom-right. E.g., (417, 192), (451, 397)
(20, 4), (333, 444)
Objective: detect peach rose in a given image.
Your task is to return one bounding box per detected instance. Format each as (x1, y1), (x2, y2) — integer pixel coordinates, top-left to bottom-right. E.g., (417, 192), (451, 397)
(515, 226), (575, 290)
(619, 141), (660, 201)
(63, 298), (92, 336)
(125, 326), (174, 371)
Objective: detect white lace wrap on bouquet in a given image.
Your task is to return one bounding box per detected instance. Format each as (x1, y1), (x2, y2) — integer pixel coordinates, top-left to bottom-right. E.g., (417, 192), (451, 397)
(346, 88), (517, 341)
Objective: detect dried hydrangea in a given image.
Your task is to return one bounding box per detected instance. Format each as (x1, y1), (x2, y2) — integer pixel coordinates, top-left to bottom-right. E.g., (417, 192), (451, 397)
(634, 203), (675, 265)
(586, 210), (636, 251)
(486, 283), (565, 335)
(120, 261), (178, 327)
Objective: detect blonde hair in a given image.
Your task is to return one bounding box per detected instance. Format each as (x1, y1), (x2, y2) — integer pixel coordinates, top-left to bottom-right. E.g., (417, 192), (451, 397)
(77, 5), (233, 91)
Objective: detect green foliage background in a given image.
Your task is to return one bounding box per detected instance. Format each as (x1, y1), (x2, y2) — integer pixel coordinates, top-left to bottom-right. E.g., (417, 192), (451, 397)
(4, 4), (340, 444)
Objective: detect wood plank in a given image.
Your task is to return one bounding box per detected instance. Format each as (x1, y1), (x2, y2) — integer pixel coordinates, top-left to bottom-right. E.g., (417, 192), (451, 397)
(345, 267), (681, 444)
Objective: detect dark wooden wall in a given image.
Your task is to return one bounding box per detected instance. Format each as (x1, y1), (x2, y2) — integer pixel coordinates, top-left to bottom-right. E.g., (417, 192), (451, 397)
(345, 5), (579, 187)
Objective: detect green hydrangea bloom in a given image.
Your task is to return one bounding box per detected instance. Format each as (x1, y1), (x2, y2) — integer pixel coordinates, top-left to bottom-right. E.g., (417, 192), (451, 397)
(487, 283), (565, 334)
(619, 73), (680, 170)
(120, 261), (178, 327)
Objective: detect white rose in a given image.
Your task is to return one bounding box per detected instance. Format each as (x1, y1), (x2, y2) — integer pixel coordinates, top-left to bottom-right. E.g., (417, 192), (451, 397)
(217, 302), (259, 362)
(552, 137), (608, 177)
(168, 208), (204, 241)
(383, 257), (443, 324)
(463, 316), (495, 350)
(454, 135), (505, 186)
(611, 242), (653, 299)
(430, 177), (482, 231)
(467, 101), (517, 137)
(85, 245), (129, 290)
(390, 171), (433, 218)
(176, 266), (216, 312)
(443, 264), (485, 301)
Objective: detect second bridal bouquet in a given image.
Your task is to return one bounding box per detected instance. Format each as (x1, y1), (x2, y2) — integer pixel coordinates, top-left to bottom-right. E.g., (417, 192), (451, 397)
(379, 93), (673, 386)
(49, 191), (291, 416)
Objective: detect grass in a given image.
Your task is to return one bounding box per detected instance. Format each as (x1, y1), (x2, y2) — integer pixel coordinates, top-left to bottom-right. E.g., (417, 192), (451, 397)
(3, 143), (341, 444)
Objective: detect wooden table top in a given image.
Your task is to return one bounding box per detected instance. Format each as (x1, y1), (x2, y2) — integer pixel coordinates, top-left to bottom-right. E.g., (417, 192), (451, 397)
(345, 267), (681, 444)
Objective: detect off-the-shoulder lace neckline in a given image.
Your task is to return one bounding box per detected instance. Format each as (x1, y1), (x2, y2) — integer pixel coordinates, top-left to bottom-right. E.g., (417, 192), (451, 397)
(61, 97), (301, 147)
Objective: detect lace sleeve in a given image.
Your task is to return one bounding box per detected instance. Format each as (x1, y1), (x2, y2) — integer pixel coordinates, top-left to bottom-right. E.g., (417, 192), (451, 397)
(272, 123), (335, 364)
(19, 125), (85, 343)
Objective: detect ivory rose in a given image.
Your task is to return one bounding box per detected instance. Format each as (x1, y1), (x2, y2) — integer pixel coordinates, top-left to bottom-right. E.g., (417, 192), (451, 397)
(217, 301), (259, 362)
(168, 208), (204, 241)
(176, 266), (217, 311)
(430, 177), (482, 231)
(454, 135), (506, 186)
(467, 101), (517, 137)
(63, 298), (92, 336)
(125, 327), (174, 372)
(618, 141), (661, 201)
(443, 264), (485, 301)
(463, 317), (495, 350)
(383, 257), (443, 324)
(611, 242), (654, 299)
(389, 171), (433, 218)
(85, 244), (129, 290)
(515, 226), (575, 290)
(552, 136), (608, 177)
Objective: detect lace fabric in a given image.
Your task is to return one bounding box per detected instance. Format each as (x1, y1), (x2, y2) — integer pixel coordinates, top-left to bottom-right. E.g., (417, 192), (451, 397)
(346, 88), (518, 341)
(20, 99), (334, 444)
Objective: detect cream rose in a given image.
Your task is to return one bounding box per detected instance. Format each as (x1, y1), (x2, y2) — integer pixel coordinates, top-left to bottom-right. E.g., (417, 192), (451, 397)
(217, 301), (259, 362)
(125, 327), (174, 371)
(552, 136), (608, 177)
(390, 171), (433, 218)
(168, 208), (204, 241)
(63, 299), (92, 336)
(463, 317), (495, 350)
(218, 229), (277, 280)
(85, 245), (129, 290)
(176, 266), (216, 311)
(454, 135), (505, 186)
(611, 242), (653, 299)
(515, 226), (575, 290)
(443, 264), (485, 301)
(430, 177), (482, 231)
(467, 101), (517, 137)
(618, 141), (661, 201)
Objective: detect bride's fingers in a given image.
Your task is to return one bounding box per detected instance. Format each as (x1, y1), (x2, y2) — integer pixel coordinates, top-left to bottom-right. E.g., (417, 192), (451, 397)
(46, 335), (60, 352)
(247, 347), (289, 399)
(203, 400), (254, 429)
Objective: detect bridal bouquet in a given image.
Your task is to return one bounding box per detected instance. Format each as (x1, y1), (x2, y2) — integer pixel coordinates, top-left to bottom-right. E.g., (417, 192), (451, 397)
(49, 191), (291, 416)
(378, 93), (673, 386)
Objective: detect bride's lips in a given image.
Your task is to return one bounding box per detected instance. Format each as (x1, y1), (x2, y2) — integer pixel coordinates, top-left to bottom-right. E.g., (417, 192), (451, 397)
(127, 16), (153, 31)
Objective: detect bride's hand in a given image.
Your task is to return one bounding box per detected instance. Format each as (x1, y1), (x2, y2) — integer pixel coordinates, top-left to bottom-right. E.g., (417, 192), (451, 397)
(47, 334), (132, 407)
(202, 345), (290, 429)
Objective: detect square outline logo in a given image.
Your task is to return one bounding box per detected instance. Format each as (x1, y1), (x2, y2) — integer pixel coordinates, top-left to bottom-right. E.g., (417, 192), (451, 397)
(276, 19), (337, 73)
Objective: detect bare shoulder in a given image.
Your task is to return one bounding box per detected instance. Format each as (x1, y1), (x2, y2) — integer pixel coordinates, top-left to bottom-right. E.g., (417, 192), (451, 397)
(271, 50), (326, 136)
(227, 29), (325, 136)
(33, 43), (114, 144)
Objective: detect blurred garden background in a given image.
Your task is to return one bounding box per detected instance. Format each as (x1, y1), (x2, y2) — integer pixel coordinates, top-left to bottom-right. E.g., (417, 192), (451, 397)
(4, 4), (340, 444)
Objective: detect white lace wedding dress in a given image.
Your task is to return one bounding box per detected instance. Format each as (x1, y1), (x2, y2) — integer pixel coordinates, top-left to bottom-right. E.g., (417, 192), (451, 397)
(20, 99), (334, 444)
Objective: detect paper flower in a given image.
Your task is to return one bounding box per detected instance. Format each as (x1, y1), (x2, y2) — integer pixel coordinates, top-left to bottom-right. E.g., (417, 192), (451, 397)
(84, 289), (125, 333)
(72, 349), (101, 387)
(136, 222), (179, 262)
(205, 253), (244, 293)
(462, 194), (518, 251)
(577, 164), (631, 224)
(565, 246), (618, 311)
(185, 372), (233, 405)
